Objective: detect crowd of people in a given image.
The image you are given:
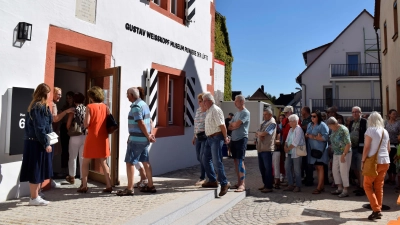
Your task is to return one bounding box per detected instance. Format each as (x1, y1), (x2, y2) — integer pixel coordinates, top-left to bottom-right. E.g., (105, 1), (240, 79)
(20, 84), (399, 220)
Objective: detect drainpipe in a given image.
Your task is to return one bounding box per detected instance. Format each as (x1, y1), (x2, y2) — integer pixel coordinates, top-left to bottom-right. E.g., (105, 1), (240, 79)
(375, 29), (383, 114)
(300, 83), (306, 108)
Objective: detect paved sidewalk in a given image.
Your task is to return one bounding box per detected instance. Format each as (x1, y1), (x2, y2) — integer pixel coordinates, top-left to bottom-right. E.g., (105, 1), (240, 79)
(0, 150), (399, 225)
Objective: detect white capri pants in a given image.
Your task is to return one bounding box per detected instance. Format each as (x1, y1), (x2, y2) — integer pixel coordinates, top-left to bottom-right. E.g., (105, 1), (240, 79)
(332, 152), (352, 187)
(68, 135), (86, 177)
(272, 151), (281, 178)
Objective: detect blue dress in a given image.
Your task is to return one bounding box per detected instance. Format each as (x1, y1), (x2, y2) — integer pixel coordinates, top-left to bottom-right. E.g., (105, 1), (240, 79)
(306, 122), (329, 165)
(20, 103), (53, 184)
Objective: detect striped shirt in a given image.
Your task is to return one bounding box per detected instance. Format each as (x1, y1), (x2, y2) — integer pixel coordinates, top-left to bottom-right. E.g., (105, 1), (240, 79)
(194, 108), (207, 134)
(128, 99), (151, 142)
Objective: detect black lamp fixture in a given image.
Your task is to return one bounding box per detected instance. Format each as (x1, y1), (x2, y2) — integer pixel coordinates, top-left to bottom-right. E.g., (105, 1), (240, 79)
(17, 22), (32, 41)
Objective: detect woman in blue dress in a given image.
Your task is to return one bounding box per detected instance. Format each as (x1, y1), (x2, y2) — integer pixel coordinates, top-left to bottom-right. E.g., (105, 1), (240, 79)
(20, 83), (53, 206)
(305, 110), (329, 194)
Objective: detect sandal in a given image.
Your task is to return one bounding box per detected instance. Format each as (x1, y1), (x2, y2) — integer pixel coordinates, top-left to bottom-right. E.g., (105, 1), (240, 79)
(231, 184), (239, 189)
(312, 188), (324, 194)
(65, 175), (75, 184)
(77, 186), (88, 193)
(274, 184), (281, 189)
(116, 189), (134, 196)
(103, 187), (113, 193)
(140, 186), (157, 193)
(234, 185), (245, 192)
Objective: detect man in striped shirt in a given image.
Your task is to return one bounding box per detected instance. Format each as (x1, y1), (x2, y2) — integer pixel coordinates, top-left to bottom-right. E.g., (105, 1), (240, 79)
(118, 87), (156, 196)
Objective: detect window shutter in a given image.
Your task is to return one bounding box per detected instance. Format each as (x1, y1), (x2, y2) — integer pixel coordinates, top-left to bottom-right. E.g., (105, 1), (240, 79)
(184, 77), (196, 126)
(146, 68), (158, 123)
(185, 0), (195, 25)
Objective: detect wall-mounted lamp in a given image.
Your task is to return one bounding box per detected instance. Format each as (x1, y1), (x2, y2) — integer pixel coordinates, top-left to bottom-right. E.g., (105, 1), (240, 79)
(17, 22), (32, 41)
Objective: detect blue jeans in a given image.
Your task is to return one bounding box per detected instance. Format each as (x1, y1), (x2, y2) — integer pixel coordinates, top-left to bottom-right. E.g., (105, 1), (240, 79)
(202, 134), (228, 186)
(285, 155), (302, 188)
(195, 138), (206, 180)
(258, 151), (273, 189)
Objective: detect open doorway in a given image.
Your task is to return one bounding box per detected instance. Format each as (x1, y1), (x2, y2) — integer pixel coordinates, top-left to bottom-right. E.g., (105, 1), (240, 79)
(52, 53), (88, 178)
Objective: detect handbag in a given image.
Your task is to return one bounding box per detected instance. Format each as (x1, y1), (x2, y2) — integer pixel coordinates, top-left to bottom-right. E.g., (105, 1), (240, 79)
(362, 130), (384, 177)
(296, 145), (307, 156)
(106, 113), (118, 134)
(68, 116), (83, 136)
(46, 132), (59, 145)
(196, 131), (207, 141)
(311, 148), (325, 159)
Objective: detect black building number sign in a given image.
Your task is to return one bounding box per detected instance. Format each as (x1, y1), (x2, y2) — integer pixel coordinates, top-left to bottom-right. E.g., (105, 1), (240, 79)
(9, 87), (34, 155)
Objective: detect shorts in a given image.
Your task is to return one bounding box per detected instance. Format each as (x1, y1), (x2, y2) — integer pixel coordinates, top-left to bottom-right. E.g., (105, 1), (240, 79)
(125, 141), (150, 165)
(231, 137), (248, 160)
(351, 151), (362, 171)
(314, 162), (325, 166)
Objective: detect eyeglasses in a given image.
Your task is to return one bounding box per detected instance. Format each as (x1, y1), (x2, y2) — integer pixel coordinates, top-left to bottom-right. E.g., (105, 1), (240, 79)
(352, 111), (360, 113)
(311, 115), (317, 118)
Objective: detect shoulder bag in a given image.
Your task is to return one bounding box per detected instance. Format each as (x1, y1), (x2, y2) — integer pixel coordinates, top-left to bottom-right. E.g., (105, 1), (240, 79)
(362, 130), (384, 177)
(106, 105), (118, 134)
(68, 114), (83, 136)
(296, 145), (307, 156)
(294, 128), (307, 156)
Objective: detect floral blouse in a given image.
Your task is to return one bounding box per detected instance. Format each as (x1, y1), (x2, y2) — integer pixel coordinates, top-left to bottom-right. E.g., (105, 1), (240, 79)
(384, 120), (400, 145)
(330, 124), (351, 155)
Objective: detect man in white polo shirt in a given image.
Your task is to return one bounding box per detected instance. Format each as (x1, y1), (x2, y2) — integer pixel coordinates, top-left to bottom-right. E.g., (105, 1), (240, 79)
(201, 93), (231, 197)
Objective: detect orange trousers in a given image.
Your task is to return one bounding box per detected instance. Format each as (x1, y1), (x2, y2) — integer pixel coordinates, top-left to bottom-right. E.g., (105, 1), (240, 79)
(363, 164), (389, 212)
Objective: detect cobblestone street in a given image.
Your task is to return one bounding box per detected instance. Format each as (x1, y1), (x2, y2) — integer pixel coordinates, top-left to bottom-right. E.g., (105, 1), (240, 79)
(0, 150), (399, 224)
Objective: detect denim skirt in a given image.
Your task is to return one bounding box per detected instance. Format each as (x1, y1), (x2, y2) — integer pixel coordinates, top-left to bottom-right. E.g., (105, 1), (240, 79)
(20, 140), (53, 184)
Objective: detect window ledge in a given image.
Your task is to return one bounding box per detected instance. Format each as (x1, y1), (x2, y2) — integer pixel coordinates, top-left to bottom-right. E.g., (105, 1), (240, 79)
(153, 125), (184, 138)
(393, 32), (398, 41)
(149, 2), (185, 25)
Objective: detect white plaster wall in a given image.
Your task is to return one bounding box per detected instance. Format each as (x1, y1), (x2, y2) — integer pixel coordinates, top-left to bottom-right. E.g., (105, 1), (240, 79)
(302, 11), (378, 107)
(379, 1), (400, 115)
(337, 81), (380, 99)
(306, 45), (329, 66)
(0, 0), (214, 201)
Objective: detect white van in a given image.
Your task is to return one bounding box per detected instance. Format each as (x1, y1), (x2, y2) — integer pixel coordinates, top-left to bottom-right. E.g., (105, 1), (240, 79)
(220, 101), (271, 146)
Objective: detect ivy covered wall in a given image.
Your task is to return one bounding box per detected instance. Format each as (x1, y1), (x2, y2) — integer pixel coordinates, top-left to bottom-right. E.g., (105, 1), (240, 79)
(215, 12), (234, 101)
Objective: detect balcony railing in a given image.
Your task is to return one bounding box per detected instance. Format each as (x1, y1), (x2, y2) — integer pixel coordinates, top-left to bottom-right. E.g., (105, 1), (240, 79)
(330, 63), (380, 77)
(311, 99), (381, 112)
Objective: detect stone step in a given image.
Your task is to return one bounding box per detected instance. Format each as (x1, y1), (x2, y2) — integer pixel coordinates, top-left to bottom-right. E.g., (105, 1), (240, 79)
(171, 189), (247, 225)
(124, 189), (216, 225)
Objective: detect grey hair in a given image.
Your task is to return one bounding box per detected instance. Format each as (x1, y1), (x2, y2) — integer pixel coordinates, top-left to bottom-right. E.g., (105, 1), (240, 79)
(128, 87), (140, 99)
(264, 108), (272, 115)
(202, 92), (215, 104)
(288, 114), (299, 122)
(235, 95), (245, 102)
(352, 106), (362, 113)
(326, 116), (338, 125)
(367, 111), (384, 128)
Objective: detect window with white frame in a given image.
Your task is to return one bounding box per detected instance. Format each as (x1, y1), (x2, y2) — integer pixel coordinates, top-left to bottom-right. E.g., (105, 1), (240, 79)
(168, 79), (174, 124)
(171, 0), (177, 15)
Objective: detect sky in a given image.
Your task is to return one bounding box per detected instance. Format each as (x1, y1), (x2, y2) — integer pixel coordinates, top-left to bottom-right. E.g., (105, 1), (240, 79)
(215, 0), (375, 99)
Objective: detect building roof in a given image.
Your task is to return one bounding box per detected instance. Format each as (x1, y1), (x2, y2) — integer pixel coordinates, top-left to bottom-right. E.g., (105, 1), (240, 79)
(231, 91), (242, 100)
(374, 0), (381, 29)
(296, 9), (374, 84)
(248, 88), (271, 101)
(275, 92), (296, 106)
(302, 42), (332, 65)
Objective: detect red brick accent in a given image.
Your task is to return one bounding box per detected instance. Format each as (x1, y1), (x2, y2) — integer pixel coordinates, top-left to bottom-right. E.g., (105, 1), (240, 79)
(208, 1), (216, 94)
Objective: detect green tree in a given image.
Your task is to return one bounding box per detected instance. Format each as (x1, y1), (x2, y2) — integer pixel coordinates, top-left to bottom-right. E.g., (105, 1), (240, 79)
(264, 92), (276, 103)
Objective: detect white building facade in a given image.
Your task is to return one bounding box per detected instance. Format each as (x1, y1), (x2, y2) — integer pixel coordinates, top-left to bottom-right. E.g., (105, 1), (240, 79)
(0, 0), (216, 201)
(296, 10), (381, 116)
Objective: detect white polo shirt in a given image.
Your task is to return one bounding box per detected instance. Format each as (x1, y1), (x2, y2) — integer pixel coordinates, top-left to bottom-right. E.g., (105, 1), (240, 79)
(205, 104), (225, 136)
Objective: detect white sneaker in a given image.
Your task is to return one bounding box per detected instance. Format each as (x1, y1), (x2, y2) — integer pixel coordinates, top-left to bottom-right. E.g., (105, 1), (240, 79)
(29, 196), (49, 206)
(51, 179), (60, 188)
